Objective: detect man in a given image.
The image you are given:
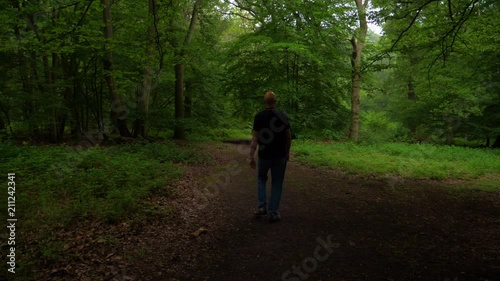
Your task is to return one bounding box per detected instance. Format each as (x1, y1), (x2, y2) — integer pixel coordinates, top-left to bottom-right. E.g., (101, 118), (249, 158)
(249, 91), (292, 223)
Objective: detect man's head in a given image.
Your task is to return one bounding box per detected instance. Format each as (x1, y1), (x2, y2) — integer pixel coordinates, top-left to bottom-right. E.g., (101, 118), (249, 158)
(264, 91), (276, 108)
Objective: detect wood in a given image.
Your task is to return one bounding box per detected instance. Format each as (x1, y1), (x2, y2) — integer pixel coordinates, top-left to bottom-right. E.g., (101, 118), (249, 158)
(349, 0), (368, 143)
(173, 0), (202, 140)
(135, 0), (156, 138)
(102, 0), (132, 137)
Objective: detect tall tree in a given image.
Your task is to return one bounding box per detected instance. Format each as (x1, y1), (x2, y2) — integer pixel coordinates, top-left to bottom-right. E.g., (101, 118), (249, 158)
(10, 0), (35, 131)
(172, 0), (202, 140)
(102, 0), (132, 137)
(134, 0), (158, 138)
(349, 0), (369, 142)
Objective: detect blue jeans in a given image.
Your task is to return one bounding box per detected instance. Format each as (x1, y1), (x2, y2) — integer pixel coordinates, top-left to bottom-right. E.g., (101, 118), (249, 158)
(257, 157), (287, 215)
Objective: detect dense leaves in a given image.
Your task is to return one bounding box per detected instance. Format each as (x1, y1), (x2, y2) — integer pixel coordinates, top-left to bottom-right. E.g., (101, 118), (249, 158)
(223, 0), (353, 138)
(0, 0), (498, 143)
(364, 0), (500, 146)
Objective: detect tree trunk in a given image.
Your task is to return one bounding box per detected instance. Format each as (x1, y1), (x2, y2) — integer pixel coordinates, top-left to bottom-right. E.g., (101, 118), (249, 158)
(185, 81), (192, 118)
(0, 103), (13, 134)
(492, 135), (500, 148)
(173, 61), (185, 139)
(349, 0), (368, 143)
(0, 112), (5, 131)
(12, 0), (35, 128)
(408, 76), (416, 101)
(61, 53), (81, 141)
(16, 49), (35, 122)
(52, 53), (69, 142)
(30, 8), (67, 142)
(349, 55), (362, 142)
(445, 126), (454, 145)
(173, 0), (201, 140)
(102, 0), (131, 137)
(71, 56), (82, 139)
(67, 1), (86, 140)
(135, 0), (156, 138)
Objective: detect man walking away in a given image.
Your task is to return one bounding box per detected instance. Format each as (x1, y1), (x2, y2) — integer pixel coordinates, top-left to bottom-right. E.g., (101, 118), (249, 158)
(249, 91), (292, 223)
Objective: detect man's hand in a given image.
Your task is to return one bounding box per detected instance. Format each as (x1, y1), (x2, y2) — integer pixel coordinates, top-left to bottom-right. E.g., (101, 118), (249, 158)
(286, 128), (292, 162)
(250, 130), (258, 169)
(248, 130), (259, 169)
(249, 157), (256, 169)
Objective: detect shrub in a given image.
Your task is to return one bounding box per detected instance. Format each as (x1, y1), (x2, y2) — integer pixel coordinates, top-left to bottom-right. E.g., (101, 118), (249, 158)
(360, 111), (410, 144)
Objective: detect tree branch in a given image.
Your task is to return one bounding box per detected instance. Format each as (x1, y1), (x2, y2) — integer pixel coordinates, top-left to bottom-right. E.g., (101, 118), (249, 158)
(184, 0), (202, 46)
(430, 0), (478, 67)
(226, 0), (258, 19)
(362, 0), (475, 72)
(448, 0), (454, 21)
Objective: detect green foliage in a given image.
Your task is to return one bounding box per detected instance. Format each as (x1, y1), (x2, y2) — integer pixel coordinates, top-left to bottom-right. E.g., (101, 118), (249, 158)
(293, 141), (500, 184)
(222, 0), (352, 139)
(367, 0), (500, 145)
(114, 141), (210, 164)
(0, 0), (498, 149)
(359, 111), (410, 143)
(185, 117), (251, 141)
(0, 141), (206, 228)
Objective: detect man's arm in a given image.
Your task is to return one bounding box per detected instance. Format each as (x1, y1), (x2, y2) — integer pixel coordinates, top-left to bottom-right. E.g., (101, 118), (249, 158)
(286, 128), (292, 161)
(249, 130), (259, 169)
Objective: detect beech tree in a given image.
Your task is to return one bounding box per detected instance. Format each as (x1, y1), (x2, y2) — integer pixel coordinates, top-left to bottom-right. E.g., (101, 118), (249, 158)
(349, 0), (369, 142)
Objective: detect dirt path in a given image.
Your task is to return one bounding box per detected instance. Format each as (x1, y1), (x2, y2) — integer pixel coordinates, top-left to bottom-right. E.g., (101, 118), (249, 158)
(127, 142), (500, 281)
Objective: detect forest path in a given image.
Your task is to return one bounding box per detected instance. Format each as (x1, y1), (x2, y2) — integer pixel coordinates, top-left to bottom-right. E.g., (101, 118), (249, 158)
(128, 142), (500, 281)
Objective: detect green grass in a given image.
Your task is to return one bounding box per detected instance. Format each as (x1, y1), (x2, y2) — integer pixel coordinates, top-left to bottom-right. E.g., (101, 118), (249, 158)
(0, 141), (208, 229)
(188, 127), (251, 141)
(219, 128), (251, 139)
(293, 141), (500, 188)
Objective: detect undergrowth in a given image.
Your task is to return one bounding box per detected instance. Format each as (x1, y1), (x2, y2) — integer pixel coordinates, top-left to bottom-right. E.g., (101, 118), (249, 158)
(293, 141), (500, 189)
(0, 140), (209, 279)
(0, 141), (208, 228)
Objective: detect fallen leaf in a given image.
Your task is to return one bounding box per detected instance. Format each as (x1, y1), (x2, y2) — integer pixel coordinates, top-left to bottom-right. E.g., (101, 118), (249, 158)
(193, 227), (208, 237)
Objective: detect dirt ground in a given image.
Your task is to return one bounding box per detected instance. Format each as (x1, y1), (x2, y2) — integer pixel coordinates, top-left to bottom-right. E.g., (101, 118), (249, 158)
(26, 141), (500, 281)
(122, 142), (500, 281)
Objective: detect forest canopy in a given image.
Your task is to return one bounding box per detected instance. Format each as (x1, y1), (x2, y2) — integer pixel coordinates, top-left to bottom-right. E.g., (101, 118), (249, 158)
(0, 0), (498, 147)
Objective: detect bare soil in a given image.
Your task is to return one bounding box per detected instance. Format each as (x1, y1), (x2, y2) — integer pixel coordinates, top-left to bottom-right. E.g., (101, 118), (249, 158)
(125, 142), (500, 281)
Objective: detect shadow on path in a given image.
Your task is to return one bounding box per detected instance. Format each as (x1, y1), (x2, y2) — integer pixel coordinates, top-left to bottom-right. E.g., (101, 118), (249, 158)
(131, 142), (500, 281)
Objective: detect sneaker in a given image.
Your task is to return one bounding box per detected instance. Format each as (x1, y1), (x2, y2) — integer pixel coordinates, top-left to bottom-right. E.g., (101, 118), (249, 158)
(254, 206), (267, 216)
(268, 213), (281, 223)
